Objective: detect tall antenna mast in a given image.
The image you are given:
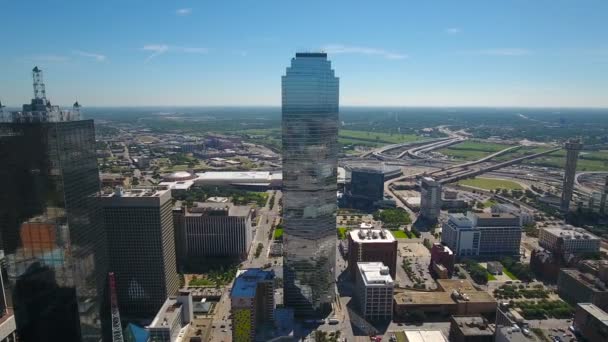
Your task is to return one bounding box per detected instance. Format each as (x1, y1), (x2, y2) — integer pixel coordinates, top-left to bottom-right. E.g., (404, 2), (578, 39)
(32, 66), (46, 100)
(109, 272), (125, 342)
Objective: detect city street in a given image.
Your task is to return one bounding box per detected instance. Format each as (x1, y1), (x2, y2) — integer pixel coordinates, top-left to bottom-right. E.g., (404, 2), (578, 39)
(209, 190), (282, 342)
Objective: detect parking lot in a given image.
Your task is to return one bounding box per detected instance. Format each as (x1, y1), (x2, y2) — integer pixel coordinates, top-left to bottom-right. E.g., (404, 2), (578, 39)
(396, 241), (437, 290)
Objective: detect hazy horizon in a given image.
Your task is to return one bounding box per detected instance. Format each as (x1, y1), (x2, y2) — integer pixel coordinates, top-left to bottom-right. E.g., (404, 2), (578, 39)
(2, 1), (607, 108)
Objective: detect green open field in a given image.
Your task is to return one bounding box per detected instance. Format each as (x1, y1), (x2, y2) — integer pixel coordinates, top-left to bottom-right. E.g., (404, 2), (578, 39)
(391, 230), (409, 239)
(503, 268), (518, 280)
(339, 129), (422, 144)
(273, 228), (284, 240)
(338, 137), (385, 147)
(458, 177), (524, 190)
(438, 141), (513, 161)
(337, 227), (349, 240)
(524, 149), (608, 171)
(492, 146), (553, 162)
(241, 128), (424, 148)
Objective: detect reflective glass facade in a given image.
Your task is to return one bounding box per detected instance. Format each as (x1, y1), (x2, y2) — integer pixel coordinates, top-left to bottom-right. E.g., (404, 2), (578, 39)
(0, 120), (107, 342)
(281, 53), (339, 316)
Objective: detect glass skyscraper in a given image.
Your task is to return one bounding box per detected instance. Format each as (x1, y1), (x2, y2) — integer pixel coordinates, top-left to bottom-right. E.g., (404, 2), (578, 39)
(281, 53), (339, 316)
(0, 67), (107, 341)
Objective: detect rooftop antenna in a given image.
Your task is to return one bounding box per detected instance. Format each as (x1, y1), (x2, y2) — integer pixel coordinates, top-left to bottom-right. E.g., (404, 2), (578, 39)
(32, 66), (46, 100)
(73, 101), (81, 120)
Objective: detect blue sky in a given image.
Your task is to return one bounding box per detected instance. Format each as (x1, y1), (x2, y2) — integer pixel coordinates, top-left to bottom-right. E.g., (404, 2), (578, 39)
(1, 0), (607, 107)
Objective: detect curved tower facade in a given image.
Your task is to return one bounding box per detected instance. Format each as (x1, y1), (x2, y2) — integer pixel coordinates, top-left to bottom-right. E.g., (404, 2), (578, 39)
(281, 53), (339, 316)
(561, 138), (583, 212)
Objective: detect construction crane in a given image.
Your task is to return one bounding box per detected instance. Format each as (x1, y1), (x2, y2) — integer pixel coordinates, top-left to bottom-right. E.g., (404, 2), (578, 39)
(109, 272), (124, 342)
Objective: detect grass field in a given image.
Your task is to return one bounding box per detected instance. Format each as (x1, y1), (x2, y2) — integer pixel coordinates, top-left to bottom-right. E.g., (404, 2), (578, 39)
(273, 228), (284, 240)
(242, 128), (424, 148)
(391, 230), (409, 239)
(438, 141), (513, 161)
(503, 268), (518, 280)
(483, 199), (497, 208)
(395, 331), (407, 342)
(487, 273), (497, 281)
(339, 129), (422, 144)
(337, 227), (349, 240)
(493, 146), (553, 162)
(338, 137), (385, 147)
(458, 177), (523, 190)
(525, 149), (608, 171)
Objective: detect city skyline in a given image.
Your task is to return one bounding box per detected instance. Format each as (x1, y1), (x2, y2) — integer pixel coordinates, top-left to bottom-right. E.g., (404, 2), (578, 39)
(2, 1), (608, 108)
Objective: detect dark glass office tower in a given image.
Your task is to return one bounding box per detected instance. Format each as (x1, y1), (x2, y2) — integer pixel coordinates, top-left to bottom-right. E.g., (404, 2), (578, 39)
(0, 68), (107, 341)
(281, 52), (339, 316)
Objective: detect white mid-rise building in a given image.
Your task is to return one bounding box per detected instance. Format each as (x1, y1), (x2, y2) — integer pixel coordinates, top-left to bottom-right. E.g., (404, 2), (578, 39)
(441, 212), (522, 258)
(539, 226), (600, 254)
(148, 291), (193, 342)
(355, 262), (394, 321)
(441, 214), (479, 257)
(491, 203), (534, 226)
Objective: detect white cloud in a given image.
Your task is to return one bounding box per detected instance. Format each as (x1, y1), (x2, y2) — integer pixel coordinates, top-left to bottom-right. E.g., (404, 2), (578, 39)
(142, 44), (208, 62)
(73, 50), (107, 62)
(456, 48), (532, 57)
(322, 44), (408, 60)
(176, 8), (192, 16)
(178, 47), (209, 53)
(143, 44), (169, 62)
(475, 48), (532, 56)
(28, 55), (70, 63)
(446, 27), (462, 35)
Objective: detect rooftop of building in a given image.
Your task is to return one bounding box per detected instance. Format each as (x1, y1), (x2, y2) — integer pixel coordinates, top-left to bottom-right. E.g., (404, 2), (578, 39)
(422, 176), (439, 184)
(149, 298), (182, 329)
(195, 171), (281, 181)
(163, 171), (197, 181)
(296, 52), (327, 58)
(159, 180), (194, 191)
(561, 269), (607, 292)
(100, 186), (170, 199)
(542, 226), (600, 240)
(447, 214), (474, 227)
(394, 291), (455, 306)
(497, 326), (538, 342)
(432, 243), (454, 255)
(403, 330), (447, 342)
(578, 303), (608, 325)
(451, 315), (495, 336)
(439, 279), (496, 303)
(349, 228), (396, 243)
(231, 268), (274, 298)
(395, 279), (495, 306)
(474, 212), (518, 220)
(186, 202), (252, 217)
(124, 323), (149, 342)
(357, 262), (394, 286)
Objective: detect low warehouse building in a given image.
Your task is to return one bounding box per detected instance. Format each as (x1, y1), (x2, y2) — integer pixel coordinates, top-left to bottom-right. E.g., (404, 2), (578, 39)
(394, 279), (496, 319)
